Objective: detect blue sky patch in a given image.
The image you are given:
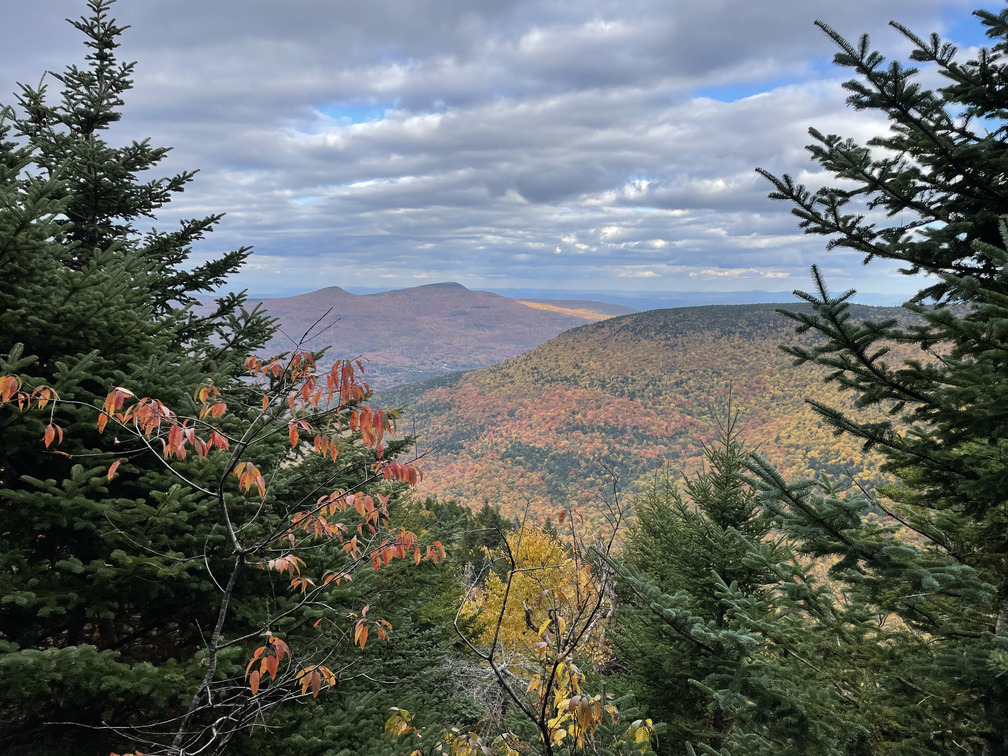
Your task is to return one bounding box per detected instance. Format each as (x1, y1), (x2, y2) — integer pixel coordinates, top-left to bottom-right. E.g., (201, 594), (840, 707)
(942, 4), (1003, 49)
(691, 60), (834, 102)
(318, 102), (395, 125)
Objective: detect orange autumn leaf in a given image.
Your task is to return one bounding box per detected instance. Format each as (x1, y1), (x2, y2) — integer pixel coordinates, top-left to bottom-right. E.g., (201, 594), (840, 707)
(245, 646), (265, 677)
(43, 423), (62, 448)
(234, 461), (266, 499)
(354, 620), (369, 649)
(266, 554), (305, 576)
(103, 387), (134, 416)
(296, 665), (335, 698)
(32, 386), (53, 410)
(0, 375), (20, 403)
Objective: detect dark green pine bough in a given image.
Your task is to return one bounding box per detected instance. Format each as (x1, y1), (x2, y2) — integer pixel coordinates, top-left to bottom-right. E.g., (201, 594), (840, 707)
(606, 8), (1008, 756)
(753, 8), (1008, 756)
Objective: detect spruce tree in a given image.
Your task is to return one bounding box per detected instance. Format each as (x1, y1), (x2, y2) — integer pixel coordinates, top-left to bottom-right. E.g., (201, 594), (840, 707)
(1, 6), (458, 754)
(614, 414), (768, 752)
(755, 8), (1008, 754)
(14, 0), (251, 327)
(0, 2), (274, 752)
(610, 415), (873, 755)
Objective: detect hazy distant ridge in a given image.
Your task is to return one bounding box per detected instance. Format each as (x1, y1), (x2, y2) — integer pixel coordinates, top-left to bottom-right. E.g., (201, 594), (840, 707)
(239, 282), (634, 388)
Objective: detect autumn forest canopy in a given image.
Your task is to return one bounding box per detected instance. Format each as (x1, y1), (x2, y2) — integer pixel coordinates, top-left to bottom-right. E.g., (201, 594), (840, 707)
(3, 2), (1008, 755)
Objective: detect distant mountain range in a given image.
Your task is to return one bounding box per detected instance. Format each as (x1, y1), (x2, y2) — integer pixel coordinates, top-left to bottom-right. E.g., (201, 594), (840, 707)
(379, 303), (911, 524)
(236, 282), (634, 388)
(250, 286), (911, 311)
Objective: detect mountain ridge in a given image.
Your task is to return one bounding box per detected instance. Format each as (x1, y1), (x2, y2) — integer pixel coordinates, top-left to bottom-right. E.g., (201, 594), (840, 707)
(223, 282), (635, 388)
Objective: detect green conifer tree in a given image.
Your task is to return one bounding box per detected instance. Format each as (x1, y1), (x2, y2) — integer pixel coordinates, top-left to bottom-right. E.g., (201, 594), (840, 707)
(13, 0), (252, 327)
(755, 9), (1008, 754)
(0, 2), (276, 751)
(610, 414), (872, 755)
(615, 413), (768, 752)
(1, 6), (458, 755)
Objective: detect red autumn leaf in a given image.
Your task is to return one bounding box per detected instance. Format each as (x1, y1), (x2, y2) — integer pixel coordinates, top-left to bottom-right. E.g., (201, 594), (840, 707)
(264, 654), (279, 681)
(209, 430), (229, 450)
(249, 669), (261, 695)
(107, 460), (122, 481)
(270, 636), (290, 661)
(193, 436), (208, 458)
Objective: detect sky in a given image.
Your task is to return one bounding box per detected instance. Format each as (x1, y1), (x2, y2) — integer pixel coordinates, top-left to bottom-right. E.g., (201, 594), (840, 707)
(0, 0), (1001, 302)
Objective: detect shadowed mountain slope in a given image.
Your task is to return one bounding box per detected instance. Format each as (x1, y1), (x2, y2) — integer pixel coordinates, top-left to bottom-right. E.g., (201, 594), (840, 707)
(243, 282), (634, 387)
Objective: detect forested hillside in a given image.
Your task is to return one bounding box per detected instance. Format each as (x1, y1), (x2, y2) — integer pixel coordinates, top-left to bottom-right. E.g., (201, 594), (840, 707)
(381, 303), (910, 522)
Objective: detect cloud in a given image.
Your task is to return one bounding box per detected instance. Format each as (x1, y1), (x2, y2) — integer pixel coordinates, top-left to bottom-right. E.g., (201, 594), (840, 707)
(0, 0), (993, 297)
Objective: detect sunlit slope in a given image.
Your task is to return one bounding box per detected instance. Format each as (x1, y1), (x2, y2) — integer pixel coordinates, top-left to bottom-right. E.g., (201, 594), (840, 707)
(382, 303), (912, 521)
